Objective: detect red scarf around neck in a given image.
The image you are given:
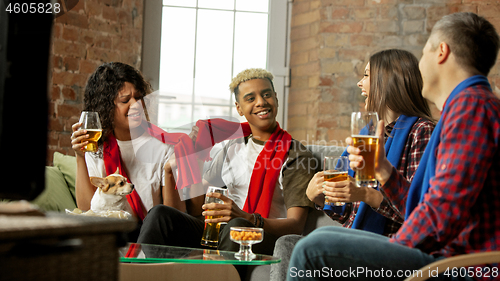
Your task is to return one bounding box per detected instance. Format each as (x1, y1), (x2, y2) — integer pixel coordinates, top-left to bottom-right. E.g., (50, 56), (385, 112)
(102, 119), (292, 220)
(195, 119), (292, 218)
(102, 123), (195, 221)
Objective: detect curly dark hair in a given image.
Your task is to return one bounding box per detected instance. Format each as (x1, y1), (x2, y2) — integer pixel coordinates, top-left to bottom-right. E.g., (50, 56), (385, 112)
(83, 62), (152, 153)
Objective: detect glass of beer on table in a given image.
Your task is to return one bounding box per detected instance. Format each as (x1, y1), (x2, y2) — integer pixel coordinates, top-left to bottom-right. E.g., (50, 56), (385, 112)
(201, 186), (228, 248)
(351, 112), (379, 188)
(78, 111), (102, 152)
(324, 156), (349, 206)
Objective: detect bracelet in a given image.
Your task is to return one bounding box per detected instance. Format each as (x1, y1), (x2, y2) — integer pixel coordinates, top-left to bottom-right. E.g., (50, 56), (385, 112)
(252, 213), (258, 226)
(254, 213), (264, 228)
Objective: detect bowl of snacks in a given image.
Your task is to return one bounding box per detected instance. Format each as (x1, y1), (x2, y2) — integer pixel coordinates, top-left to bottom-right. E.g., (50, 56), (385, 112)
(229, 227), (264, 259)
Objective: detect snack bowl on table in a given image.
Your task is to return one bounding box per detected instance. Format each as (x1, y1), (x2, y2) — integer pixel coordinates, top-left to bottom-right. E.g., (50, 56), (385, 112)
(229, 227), (264, 260)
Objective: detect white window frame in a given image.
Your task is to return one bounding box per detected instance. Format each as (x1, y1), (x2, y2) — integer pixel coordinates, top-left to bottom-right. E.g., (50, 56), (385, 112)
(141, 0), (291, 130)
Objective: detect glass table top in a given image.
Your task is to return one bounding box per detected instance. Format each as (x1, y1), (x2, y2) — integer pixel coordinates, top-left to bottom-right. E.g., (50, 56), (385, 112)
(119, 243), (281, 265)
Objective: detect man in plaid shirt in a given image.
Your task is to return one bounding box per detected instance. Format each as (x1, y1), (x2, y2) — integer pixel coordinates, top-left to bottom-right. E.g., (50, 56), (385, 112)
(288, 12), (500, 281)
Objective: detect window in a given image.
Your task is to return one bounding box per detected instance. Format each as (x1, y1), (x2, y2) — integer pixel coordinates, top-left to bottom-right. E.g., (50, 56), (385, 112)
(142, 0), (291, 133)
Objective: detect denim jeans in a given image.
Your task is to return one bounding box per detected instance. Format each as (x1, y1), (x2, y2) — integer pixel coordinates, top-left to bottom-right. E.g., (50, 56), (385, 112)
(287, 226), (473, 281)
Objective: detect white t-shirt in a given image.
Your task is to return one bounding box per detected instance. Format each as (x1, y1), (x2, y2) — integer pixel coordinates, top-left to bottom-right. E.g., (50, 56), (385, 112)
(85, 132), (175, 211)
(220, 137), (287, 219)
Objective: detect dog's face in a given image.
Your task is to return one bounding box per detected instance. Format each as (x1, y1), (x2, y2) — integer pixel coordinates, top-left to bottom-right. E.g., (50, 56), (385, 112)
(90, 168), (134, 196)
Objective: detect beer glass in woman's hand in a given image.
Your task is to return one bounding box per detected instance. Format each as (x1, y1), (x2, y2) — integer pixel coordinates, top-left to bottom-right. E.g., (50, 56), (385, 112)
(78, 111), (102, 153)
(351, 112), (379, 188)
(324, 156), (349, 206)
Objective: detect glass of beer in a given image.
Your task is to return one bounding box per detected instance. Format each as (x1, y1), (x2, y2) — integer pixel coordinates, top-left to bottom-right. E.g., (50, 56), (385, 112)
(79, 111), (102, 152)
(324, 156), (349, 206)
(201, 186), (228, 248)
(351, 112), (379, 188)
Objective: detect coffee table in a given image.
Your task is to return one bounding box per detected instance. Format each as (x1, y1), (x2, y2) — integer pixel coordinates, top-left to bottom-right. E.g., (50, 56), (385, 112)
(120, 243), (280, 265)
(119, 243), (280, 281)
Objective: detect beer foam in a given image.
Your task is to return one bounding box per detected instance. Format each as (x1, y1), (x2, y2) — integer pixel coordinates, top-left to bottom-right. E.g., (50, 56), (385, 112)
(351, 134), (377, 138)
(324, 171), (348, 175)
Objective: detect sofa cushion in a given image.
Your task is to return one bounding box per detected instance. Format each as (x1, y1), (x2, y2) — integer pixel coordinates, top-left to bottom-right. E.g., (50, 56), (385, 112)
(31, 166), (77, 212)
(53, 152), (77, 199)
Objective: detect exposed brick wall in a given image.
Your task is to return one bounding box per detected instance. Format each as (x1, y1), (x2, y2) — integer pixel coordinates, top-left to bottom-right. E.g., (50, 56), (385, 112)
(46, 1), (500, 162)
(287, 0), (500, 146)
(47, 0), (144, 164)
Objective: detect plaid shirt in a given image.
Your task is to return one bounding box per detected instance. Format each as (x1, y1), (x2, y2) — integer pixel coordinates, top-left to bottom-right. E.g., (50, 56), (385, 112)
(385, 85), (500, 262)
(321, 118), (435, 236)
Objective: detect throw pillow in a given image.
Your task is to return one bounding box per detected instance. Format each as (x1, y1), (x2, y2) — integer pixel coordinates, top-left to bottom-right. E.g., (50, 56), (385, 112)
(31, 166), (77, 211)
(53, 152), (77, 200)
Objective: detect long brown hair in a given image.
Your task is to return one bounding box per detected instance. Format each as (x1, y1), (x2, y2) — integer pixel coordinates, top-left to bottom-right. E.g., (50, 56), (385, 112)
(367, 49), (434, 125)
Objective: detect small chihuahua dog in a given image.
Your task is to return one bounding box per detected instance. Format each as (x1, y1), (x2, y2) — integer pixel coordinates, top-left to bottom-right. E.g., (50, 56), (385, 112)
(89, 168), (134, 215)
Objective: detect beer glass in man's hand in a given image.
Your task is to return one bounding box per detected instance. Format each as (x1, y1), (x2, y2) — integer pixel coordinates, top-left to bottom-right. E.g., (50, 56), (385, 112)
(351, 112), (379, 188)
(78, 111), (102, 153)
(201, 186), (228, 248)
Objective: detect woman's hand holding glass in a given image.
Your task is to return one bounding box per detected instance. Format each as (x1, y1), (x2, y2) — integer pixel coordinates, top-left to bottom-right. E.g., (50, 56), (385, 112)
(308, 172), (371, 206)
(70, 122), (89, 158)
(323, 176), (384, 208)
(346, 120), (393, 186)
(71, 111), (102, 157)
(322, 176), (366, 204)
(306, 171), (326, 207)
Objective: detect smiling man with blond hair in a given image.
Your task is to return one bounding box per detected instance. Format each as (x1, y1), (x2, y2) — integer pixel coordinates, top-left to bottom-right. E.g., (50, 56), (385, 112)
(202, 68), (315, 255)
(137, 68), (316, 259)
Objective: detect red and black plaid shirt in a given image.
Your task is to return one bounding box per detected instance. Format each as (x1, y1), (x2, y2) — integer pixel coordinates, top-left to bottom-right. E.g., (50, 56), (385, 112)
(321, 118), (435, 236)
(384, 85), (500, 263)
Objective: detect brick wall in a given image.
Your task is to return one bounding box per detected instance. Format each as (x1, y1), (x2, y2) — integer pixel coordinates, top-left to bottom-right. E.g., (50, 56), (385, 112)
(287, 0), (500, 146)
(47, 0), (144, 163)
(46, 1), (500, 162)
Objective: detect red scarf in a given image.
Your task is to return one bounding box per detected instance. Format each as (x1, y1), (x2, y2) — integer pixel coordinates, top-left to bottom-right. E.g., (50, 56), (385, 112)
(103, 123), (196, 221)
(124, 243), (142, 258)
(194, 119), (292, 218)
(103, 119), (292, 220)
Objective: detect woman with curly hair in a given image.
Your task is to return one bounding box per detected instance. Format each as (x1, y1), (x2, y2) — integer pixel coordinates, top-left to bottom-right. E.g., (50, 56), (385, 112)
(70, 62), (187, 235)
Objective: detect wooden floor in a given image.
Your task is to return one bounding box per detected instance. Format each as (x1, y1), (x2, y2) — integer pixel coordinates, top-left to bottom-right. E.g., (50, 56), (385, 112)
(120, 263), (241, 281)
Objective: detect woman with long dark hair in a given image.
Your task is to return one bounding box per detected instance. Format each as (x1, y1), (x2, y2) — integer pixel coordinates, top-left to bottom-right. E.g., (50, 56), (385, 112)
(308, 49), (436, 235)
(271, 49), (436, 281)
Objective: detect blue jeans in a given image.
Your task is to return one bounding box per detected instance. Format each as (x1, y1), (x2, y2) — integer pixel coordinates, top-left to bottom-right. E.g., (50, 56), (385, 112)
(287, 226), (472, 281)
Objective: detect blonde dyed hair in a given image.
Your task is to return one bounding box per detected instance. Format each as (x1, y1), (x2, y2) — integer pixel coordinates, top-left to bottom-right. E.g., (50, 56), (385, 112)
(229, 68), (275, 101)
